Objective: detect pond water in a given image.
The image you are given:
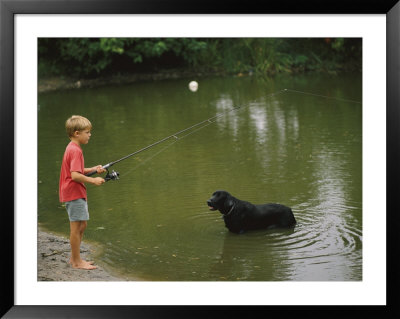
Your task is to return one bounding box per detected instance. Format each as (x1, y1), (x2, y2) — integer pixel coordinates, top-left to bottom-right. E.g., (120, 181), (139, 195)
(38, 73), (362, 281)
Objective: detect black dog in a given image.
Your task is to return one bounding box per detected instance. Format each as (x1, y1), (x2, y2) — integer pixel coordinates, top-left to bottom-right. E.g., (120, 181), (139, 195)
(207, 190), (296, 234)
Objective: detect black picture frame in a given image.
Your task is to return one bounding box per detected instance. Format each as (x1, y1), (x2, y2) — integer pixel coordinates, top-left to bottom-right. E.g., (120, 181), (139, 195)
(1, 0), (399, 318)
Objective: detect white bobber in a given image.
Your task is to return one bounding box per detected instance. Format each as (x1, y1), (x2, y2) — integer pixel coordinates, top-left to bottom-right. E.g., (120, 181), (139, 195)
(188, 81), (198, 92)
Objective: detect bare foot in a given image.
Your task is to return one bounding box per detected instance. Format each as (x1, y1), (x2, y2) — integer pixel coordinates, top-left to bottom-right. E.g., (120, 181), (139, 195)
(71, 260), (97, 270)
(69, 258), (95, 265)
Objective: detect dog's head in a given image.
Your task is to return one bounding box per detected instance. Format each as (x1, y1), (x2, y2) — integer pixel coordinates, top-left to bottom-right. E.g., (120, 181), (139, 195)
(207, 190), (235, 215)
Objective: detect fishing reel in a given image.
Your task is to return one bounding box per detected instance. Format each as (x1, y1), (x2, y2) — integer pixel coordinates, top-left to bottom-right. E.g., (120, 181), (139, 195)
(104, 168), (120, 182)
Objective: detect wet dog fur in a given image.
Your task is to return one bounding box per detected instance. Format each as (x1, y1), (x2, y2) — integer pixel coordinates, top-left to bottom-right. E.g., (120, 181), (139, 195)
(207, 190), (296, 234)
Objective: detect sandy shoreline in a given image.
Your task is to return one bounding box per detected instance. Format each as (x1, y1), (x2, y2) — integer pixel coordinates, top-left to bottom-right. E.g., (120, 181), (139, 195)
(38, 227), (134, 281)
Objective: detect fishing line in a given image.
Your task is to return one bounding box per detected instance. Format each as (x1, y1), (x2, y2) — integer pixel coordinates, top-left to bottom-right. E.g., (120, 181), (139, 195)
(121, 113), (231, 178)
(121, 140), (179, 177)
(86, 88), (361, 182)
(85, 105), (243, 180)
(129, 90), (287, 171)
(284, 89), (362, 104)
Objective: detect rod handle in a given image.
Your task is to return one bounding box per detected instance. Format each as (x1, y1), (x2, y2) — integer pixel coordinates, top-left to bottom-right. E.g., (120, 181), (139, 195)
(84, 163), (111, 177)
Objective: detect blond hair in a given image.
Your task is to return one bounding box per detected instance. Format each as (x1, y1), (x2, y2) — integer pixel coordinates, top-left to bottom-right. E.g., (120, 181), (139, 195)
(65, 115), (92, 137)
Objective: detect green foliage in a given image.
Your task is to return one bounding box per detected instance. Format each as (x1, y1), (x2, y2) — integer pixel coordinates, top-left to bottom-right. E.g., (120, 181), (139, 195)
(38, 38), (361, 78)
(331, 38), (345, 51)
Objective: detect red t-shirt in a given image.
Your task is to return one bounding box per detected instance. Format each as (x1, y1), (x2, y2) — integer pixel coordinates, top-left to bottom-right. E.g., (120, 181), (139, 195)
(59, 141), (87, 202)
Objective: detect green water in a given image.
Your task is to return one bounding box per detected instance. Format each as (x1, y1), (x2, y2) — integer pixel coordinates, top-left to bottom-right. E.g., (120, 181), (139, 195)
(38, 74), (362, 281)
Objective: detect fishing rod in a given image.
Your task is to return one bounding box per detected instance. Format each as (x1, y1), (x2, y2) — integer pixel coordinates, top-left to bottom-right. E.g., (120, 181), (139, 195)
(85, 105), (242, 181)
(85, 87), (358, 182)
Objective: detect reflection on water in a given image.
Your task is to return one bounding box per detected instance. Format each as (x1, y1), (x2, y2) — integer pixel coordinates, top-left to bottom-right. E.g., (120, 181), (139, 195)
(38, 74), (362, 281)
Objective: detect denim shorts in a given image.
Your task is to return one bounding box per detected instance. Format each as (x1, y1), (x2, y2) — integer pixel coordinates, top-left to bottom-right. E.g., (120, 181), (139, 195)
(65, 198), (89, 221)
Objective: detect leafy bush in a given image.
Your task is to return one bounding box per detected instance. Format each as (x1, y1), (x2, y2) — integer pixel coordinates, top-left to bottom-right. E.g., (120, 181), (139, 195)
(38, 38), (361, 78)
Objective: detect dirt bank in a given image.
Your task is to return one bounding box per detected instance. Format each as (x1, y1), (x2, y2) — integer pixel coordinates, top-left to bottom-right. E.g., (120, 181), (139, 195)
(37, 227), (135, 281)
(38, 70), (222, 93)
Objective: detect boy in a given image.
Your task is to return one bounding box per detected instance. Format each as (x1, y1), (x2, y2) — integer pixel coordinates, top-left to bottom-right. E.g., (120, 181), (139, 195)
(59, 115), (106, 270)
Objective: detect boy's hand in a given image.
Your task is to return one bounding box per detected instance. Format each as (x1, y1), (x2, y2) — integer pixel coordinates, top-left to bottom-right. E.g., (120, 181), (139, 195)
(94, 165), (106, 174)
(92, 177), (105, 186)
(71, 171), (105, 185)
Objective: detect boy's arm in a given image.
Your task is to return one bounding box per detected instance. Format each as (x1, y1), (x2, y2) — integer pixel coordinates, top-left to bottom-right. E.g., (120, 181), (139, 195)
(71, 171), (105, 185)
